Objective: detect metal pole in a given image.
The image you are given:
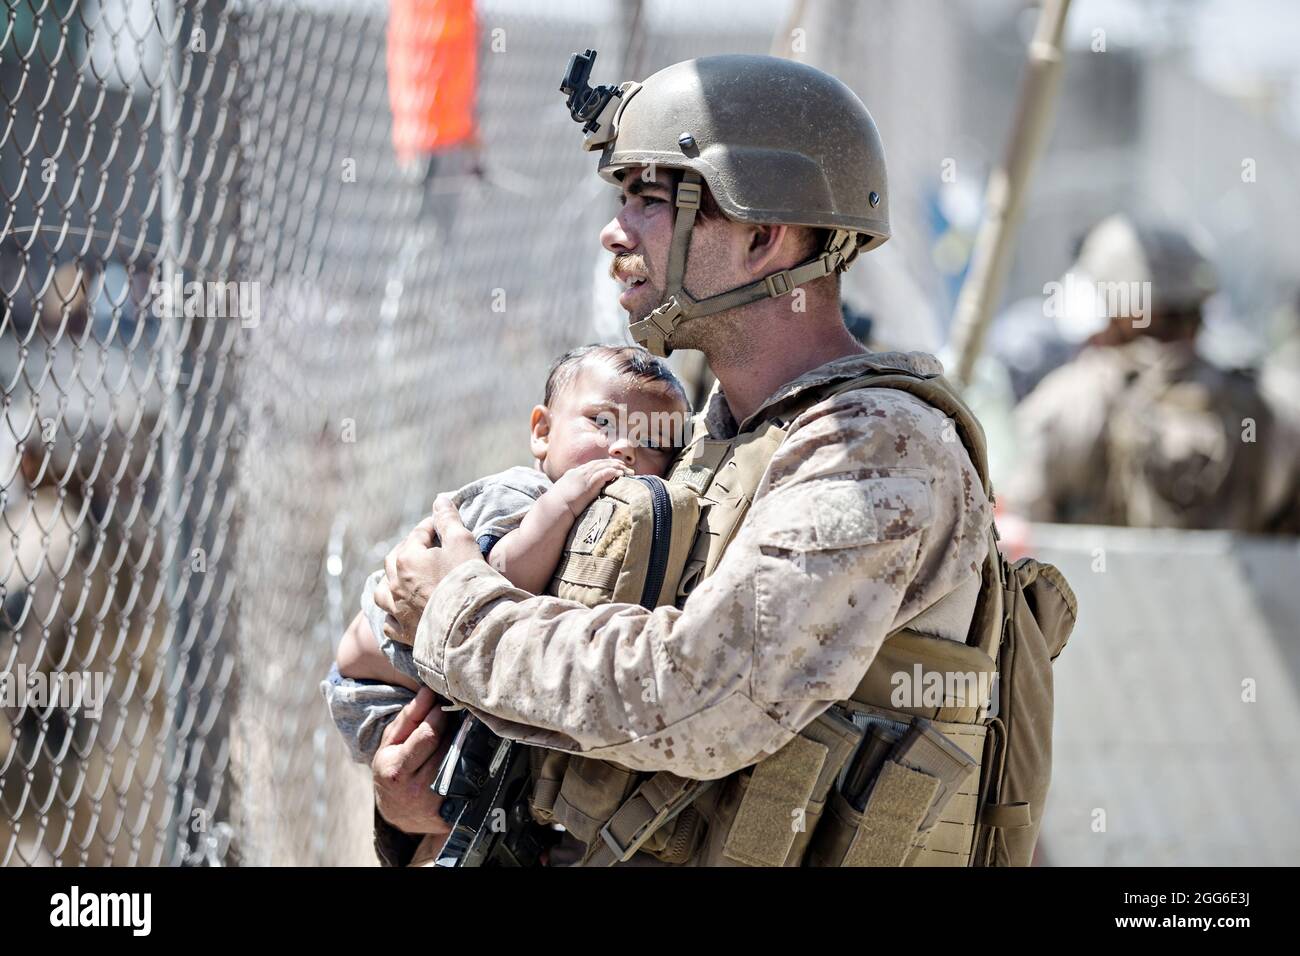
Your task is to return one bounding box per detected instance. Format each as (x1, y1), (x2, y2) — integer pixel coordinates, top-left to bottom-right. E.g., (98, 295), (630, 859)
(771, 0), (809, 57)
(157, 0), (188, 867)
(618, 0), (646, 80)
(949, 0), (1073, 388)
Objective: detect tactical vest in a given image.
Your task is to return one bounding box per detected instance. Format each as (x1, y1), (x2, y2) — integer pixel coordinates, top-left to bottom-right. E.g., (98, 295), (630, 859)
(531, 359), (1075, 866)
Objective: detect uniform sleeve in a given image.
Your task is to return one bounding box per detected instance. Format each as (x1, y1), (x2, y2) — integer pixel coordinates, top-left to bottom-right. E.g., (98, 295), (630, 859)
(411, 390), (990, 780)
(373, 806), (422, 868)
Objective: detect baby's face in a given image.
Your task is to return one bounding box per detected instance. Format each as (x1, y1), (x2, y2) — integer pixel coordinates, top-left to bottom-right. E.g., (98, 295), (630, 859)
(533, 359), (690, 483)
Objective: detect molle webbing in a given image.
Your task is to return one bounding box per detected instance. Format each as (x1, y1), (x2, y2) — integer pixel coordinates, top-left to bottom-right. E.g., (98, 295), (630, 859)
(552, 553), (620, 592)
(669, 420), (788, 597)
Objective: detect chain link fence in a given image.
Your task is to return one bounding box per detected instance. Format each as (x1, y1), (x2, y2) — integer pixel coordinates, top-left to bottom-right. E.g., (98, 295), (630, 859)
(1, 0), (243, 866)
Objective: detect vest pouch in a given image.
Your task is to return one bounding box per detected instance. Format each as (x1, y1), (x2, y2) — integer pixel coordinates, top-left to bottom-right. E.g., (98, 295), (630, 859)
(539, 477), (699, 849)
(974, 556), (1077, 866)
(548, 475), (698, 611)
(702, 709), (861, 867)
(550, 757), (639, 845)
(807, 789), (867, 867)
(852, 629), (997, 722)
(809, 716), (982, 866)
(527, 747), (571, 825)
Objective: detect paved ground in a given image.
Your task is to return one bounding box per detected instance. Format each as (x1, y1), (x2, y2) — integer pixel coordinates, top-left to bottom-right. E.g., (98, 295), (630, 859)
(1032, 523), (1300, 866)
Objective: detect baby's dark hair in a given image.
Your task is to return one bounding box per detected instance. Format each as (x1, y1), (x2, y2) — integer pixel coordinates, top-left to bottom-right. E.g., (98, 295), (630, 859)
(544, 344), (691, 410)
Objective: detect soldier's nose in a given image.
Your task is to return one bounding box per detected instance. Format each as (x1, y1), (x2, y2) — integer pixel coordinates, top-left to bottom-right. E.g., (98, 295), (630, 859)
(601, 215), (636, 255)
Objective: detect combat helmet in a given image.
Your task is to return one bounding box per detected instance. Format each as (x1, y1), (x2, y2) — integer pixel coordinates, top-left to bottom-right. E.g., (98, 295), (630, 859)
(561, 51), (890, 356)
(1057, 213), (1219, 342)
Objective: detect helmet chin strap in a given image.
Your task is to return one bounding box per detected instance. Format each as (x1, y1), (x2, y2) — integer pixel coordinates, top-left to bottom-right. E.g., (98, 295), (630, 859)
(628, 170), (858, 357)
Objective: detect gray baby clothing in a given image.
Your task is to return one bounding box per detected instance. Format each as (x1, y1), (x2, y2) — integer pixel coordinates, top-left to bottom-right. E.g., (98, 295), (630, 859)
(320, 466), (551, 764)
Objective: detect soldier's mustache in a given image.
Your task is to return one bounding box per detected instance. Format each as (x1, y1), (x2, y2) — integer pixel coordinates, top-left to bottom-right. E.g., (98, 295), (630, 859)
(610, 254), (649, 284)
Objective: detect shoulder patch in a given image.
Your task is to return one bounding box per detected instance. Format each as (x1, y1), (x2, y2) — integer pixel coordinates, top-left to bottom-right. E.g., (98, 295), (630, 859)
(760, 475), (933, 551)
(812, 482), (877, 548)
(571, 499), (615, 554)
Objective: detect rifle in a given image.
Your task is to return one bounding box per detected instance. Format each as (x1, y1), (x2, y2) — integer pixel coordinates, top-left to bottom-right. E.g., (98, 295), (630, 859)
(430, 711), (558, 867)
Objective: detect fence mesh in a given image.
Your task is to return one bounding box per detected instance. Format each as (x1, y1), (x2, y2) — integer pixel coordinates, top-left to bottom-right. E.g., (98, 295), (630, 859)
(0, 0), (246, 866)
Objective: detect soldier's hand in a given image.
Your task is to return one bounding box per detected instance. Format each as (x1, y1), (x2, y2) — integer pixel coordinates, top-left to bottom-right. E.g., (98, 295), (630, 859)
(372, 687), (452, 837)
(376, 498), (483, 645)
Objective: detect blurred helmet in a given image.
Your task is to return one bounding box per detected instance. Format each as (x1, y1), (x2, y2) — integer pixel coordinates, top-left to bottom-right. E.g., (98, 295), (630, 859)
(569, 53), (889, 355)
(1058, 214), (1218, 342)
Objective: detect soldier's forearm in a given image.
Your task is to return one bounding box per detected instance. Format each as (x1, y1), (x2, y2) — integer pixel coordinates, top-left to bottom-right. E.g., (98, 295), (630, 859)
(407, 391), (978, 780)
(408, 560), (789, 778)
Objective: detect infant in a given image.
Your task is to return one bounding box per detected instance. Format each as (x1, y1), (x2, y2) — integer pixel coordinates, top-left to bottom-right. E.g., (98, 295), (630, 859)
(321, 344), (692, 764)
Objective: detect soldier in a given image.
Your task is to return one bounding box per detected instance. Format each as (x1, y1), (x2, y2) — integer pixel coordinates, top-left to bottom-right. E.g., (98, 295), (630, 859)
(368, 55), (1020, 866)
(1004, 214), (1300, 532)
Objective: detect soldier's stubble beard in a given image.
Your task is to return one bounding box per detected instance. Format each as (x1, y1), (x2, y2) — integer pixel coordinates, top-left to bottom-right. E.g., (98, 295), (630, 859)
(668, 308), (756, 367)
(621, 279), (756, 367)
(612, 239), (759, 367)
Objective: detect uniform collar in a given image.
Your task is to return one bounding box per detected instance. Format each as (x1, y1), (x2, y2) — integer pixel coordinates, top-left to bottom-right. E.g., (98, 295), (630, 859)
(700, 349), (946, 439)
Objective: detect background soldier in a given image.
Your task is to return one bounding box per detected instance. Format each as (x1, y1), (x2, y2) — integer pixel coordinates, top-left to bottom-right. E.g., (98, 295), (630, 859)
(1004, 213), (1300, 533)
(368, 54), (1012, 867)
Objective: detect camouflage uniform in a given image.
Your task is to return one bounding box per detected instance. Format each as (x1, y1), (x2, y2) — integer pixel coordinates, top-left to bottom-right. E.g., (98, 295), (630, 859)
(1005, 337), (1300, 532)
(409, 351), (992, 814)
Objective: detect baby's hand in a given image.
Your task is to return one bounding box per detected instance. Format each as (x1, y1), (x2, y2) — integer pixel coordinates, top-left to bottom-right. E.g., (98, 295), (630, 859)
(554, 458), (633, 517)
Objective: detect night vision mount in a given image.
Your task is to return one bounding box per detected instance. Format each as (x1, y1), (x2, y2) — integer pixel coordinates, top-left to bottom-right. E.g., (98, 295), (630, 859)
(560, 49), (635, 150)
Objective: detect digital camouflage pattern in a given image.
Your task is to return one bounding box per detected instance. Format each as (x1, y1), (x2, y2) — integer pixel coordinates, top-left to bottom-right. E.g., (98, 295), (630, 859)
(411, 351), (993, 780)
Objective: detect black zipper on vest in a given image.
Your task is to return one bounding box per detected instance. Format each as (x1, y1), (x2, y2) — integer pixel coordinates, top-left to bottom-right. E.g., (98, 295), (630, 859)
(633, 475), (672, 609)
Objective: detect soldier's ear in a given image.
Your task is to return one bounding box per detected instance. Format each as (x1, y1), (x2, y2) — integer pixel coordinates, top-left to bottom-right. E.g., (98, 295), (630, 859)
(745, 222), (789, 277)
(530, 405), (551, 462)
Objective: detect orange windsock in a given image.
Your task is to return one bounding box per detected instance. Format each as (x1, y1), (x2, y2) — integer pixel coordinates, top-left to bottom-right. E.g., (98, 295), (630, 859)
(387, 0), (478, 163)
